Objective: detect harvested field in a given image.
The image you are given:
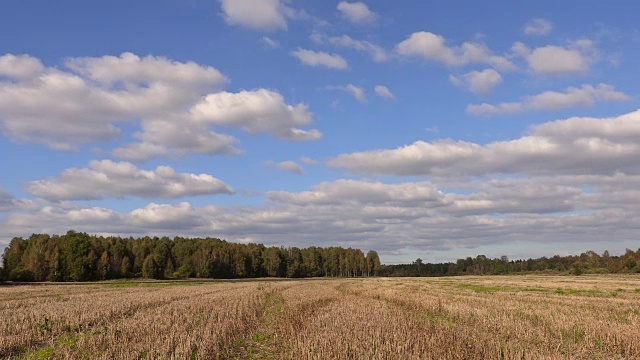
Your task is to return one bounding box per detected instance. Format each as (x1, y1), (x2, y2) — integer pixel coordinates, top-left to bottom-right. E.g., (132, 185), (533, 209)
(2, 275), (640, 359)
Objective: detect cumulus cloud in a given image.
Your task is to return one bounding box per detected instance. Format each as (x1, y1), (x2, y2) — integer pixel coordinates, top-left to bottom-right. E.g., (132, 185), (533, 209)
(0, 52), (320, 160)
(267, 179), (444, 206)
(396, 31), (515, 70)
(467, 83), (630, 115)
(220, 0), (288, 31)
(276, 160), (304, 174)
(0, 52), (227, 151)
(0, 188), (36, 212)
(512, 40), (598, 75)
(337, 2), (378, 25)
(0, 54), (44, 79)
(1, 202), (218, 240)
(299, 156), (319, 166)
(310, 33), (388, 62)
(129, 202), (209, 228)
(523, 18), (553, 36)
(5, 174), (640, 262)
(24, 160), (234, 201)
(374, 85), (394, 99)
(112, 117), (241, 161)
(291, 48), (349, 69)
(329, 109), (640, 177)
(450, 69), (502, 95)
(190, 89), (321, 141)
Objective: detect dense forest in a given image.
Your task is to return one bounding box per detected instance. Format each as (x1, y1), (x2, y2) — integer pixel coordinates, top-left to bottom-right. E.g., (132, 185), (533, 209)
(2, 231), (639, 282)
(0, 231), (381, 282)
(381, 249), (640, 277)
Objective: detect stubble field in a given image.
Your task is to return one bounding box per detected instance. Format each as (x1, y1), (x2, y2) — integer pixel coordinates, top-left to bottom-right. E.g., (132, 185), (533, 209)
(2, 275), (640, 359)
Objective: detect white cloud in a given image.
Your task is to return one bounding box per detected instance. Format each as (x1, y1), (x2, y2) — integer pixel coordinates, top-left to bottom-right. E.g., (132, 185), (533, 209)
(129, 202), (208, 228)
(0, 54), (44, 79)
(65, 52), (227, 92)
(6, 174), (640, 262)
(0, 188), (36, 212)
(0, 52), (226, 151)
(0, 53), (320, 160)
(190, 89), (321, 141)
(374, 85), (394, 99)
(344, 84), (367, 103)
(329, 108), (640, 178)
(513, 40), (598, 75)
(450, 69), (502, 95)
(262, 36), (280, 48)
(276, 160), (304, 174)
(24, 160), (234, 201)
(220, 0), (288, 32)
(291, 48), (348, 69)
(310, 33), (388, 62)
(112, 118), (241, 161)
(396, 31), (515, 70)
(467, 83), (630, 115)
(327, 84), (367, 103)
(300, 156), (319, 166)
(523, 18), (553, 36)
(267, 179), (444, 206)
(337, 2), (378, 25)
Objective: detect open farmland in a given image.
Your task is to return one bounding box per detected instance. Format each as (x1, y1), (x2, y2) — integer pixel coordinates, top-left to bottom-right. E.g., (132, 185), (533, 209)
(2, 276), (640, 359)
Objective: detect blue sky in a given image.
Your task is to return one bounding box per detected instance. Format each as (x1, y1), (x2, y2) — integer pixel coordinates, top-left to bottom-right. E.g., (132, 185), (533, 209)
(1, 0), (640, 263)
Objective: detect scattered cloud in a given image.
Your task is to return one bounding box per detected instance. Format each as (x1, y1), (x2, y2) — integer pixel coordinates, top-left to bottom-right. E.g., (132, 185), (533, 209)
(300, 156), (319, 166)
(344, 84), (367, 103)
(111, 117), (241, 161)
(190, 89), (321, 141)
(374, 85), (394, 99)
(276, 160), (304, 174)
(396, 31), (515, 70)
(0, 54), (44, 79)
(467, 83), (630, 115)
(337, 2), (378, 25)
(449, 69), (502, 95)
(328, 84), (367, 103)
(0, 52), (226, 151)
(261, 36), (280, 48)
(310, 33), (388, 62)
(512, 39), (598, 75)
(24, 160), (234, 201)
(329, 108), (640, 178)
(0, 188), (36, 212)
(0, 53), (320, 160)
(220, 0), (288, 32)
(291, 48), (349, 69)
(523, 18), (553, 36)
(6, 174), (640, 261)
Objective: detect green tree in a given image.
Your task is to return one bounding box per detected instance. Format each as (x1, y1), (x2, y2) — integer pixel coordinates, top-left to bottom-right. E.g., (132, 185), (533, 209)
(65, 231), (93, 281)
(120, 256), (132, 278)
(264, 247), (286, 277)
(173, 264), (191, 279)
(97, 251), (110, 280)
(365, 250), (381, 276)
(142, 255), (161, 279)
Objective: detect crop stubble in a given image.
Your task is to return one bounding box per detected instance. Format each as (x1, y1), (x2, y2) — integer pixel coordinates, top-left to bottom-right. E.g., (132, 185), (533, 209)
(1, 275), (639, 359)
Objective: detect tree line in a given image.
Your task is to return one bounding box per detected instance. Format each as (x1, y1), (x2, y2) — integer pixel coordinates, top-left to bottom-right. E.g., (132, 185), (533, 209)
(2, 231), (639, 282)
(0, 231), (382, 282)
(380, 249), (640, 277)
